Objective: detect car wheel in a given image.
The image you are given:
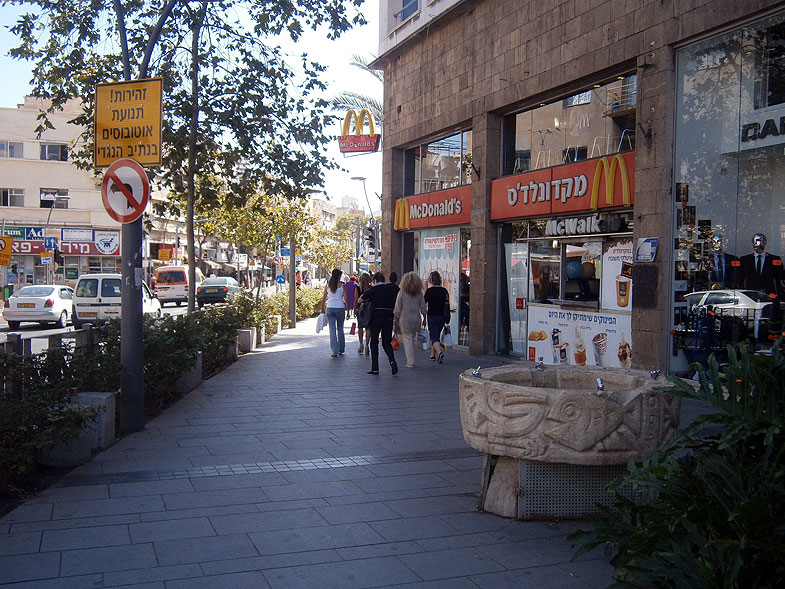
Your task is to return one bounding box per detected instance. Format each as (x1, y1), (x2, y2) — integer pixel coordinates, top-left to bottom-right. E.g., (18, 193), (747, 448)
(56, 311), (68, 329)
(7, 320), (20, 330)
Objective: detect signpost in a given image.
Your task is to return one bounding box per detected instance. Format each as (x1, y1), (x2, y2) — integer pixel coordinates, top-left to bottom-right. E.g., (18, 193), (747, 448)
(0, 236), (13, 267)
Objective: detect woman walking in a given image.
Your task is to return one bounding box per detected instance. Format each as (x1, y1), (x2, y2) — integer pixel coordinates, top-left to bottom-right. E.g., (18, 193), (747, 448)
(424, 270), (450, 364)
(344, 275), (359, 318)
(394, 271), (427, 368)
(321, 269), (349, 357)
(355, 272), (372, 354)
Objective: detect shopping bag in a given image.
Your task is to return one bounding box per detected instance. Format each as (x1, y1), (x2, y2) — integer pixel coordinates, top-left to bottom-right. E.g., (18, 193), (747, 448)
(316, 313), (327, 333)
(420, 327), (430, 351)
(441, 326), (454, 348)
(390, 335), (400, 351)
(350, 322), (356, 335)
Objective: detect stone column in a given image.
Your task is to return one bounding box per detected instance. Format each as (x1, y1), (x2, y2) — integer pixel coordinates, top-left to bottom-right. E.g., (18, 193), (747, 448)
(382, 147), (404, 276)
(469, 111), (502, 356)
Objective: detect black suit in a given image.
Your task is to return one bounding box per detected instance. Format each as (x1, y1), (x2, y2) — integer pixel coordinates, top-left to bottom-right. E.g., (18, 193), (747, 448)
(740, 252), (783, 321)
(361, 283), (399, 372)
(709, 252), (739, 288)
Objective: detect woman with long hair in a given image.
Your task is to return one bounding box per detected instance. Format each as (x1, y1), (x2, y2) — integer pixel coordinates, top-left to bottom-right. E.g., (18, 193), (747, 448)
(424, 270), (450, 364)
(355, 272), (372, 354)
(393, 271), (426, 368)
(321, 268), (349, 357)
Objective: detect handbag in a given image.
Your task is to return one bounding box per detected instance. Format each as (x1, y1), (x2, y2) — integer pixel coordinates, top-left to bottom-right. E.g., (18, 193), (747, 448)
(316, 313), (327, 333)
(358, 299), (374, 329)
(441, 326), (454, 348)
(390, 335), (400, 351)
(420, 327), (430, 351)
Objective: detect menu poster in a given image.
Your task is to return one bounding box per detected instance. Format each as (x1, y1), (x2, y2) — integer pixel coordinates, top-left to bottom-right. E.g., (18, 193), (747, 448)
(526, 306), (632, 368)
(601, 239), (634, 311)
(420, 228), (461, 337)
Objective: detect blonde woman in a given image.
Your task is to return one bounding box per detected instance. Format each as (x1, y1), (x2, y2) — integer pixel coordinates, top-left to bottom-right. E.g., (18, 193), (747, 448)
(355, 272), (372, 354)
(393, 271), (426, 368)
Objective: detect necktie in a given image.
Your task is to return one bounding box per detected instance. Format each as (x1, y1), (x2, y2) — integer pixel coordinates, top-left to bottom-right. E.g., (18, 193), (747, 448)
(716, 255), (723, 282)
(756, 255), (762, 276)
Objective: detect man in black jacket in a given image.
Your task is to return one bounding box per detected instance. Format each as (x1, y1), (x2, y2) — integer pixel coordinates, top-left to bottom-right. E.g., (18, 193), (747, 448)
(358, 272), (399, 375)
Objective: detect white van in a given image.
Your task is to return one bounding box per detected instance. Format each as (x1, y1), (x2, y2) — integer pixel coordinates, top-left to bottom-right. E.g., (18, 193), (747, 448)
(153, 265), (204, 306)
(72, 273), (162, 328)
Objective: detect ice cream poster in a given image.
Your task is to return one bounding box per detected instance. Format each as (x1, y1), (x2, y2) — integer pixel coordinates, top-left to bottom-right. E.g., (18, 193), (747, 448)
(419, 228), (460, 336)
(602, 239), (634, 311)
(526, 306), (632, 368)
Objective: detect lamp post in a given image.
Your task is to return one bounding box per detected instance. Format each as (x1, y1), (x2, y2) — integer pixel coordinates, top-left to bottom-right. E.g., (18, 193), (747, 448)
(43, 194), (70, 285)
(351, 176), (379, 266)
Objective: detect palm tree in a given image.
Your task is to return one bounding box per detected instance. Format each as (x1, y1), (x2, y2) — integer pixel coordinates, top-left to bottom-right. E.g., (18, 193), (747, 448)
(331, 53), (383, 126)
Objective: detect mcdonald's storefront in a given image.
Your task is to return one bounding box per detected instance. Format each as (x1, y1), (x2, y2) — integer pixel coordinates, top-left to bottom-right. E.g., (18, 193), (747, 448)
(491, 152), (635, 367)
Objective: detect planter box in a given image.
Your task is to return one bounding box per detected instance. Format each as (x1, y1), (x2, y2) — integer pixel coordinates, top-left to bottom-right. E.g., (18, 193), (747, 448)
(272, 315), (282, 333)
(73, 392), (116, 450)
(256, 328), (266, 346)
(38, 427), (92, 467)
(237, 328), (257, 353)
(175, 351), (202, 394)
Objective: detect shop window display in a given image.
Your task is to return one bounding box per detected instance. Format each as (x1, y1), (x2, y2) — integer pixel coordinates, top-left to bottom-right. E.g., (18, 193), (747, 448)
(671, 13), (785, 372)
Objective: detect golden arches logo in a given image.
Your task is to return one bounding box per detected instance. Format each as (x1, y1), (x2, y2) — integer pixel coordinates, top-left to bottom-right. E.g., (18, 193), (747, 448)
(590, 154), (631, 210)
(394, 198), (411, 231)
(341, 109), (377, 138)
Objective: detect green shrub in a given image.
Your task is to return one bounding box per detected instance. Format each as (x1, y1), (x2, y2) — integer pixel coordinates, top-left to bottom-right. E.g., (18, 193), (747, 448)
(190, 303), (244, 376)
(570, 342), (785, 588)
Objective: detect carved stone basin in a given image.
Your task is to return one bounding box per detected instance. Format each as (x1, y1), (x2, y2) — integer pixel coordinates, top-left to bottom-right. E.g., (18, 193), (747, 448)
(459, 365), (681, 519)
(459, 365), (680, 466)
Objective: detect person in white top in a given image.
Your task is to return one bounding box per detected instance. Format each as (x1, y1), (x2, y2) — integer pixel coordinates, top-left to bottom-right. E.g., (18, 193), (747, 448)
(321, 268), (349, 357)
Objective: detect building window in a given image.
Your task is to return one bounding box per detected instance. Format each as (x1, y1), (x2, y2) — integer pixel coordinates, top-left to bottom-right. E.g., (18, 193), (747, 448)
(40, 144), (68, 161)
(408, 130), (472, 196)
(1, 188), (24, 207)
(563, 90), (592, 107)
(394, 0), (418, 22)
(754, 21), (785, 109)
(40, 189), (69, 208)
(0, 141), (23, 158)
(562, 146), (588, 163)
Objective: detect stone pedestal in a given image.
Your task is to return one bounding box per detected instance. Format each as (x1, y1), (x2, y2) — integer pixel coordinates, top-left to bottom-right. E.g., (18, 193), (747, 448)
(175, 351), (202, 394)
(237, 328), (257, 352)
(38, 428), (92, 467)
(73, 392), (116, 450)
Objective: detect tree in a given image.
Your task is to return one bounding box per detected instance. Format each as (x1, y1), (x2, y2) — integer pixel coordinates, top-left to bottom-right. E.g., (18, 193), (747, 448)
(331, 53), (383, 125)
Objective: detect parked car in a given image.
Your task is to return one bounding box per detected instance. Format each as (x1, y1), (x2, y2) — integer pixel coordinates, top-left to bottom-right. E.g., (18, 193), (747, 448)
(683, 289), (776, 340)
(72, 273), (162, 328)
(153, 265), (204, 306)
(196, 276), (243, 307)
(2, 285), (74, 329)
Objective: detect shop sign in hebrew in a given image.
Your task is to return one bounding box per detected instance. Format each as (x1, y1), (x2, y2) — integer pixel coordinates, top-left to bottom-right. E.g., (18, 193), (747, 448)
(393, 185), (471, 230)
(94, 78), (162, 167)
(490, 152), (635, 221)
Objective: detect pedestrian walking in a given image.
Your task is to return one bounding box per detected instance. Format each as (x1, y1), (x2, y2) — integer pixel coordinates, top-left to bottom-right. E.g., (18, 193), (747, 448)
(424, 270), (450, 364)
(393, 271), (427, 368)
(389, 272), (399, 287)
(345, 275), (359, 318)
(355, 272), (372, 354)
(320, 268), (349, 357)
(358, 271), (399, 375)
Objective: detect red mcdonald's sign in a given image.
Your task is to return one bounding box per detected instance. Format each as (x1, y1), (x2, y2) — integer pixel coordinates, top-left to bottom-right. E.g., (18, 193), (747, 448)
(393, 186), (471, 231)
(339, 109), (381, 153)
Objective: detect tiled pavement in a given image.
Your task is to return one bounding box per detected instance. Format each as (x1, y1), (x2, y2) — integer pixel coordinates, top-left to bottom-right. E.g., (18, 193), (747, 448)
(0, 319), (614, 588)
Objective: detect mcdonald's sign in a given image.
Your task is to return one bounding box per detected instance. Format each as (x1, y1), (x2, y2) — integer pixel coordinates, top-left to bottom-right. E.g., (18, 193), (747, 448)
(339, 109), (381, 153)
(393, 186), (471, 231)
(490, 152), (634, 221)
(394, 197), (411, 231)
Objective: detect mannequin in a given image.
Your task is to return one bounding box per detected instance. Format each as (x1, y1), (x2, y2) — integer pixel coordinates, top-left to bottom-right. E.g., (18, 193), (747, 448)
(739, 233), (782, 321)
(709, 234), (738, 289)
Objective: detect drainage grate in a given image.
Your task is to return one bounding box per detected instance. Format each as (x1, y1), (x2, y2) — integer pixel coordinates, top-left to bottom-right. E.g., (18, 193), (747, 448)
(57, 447), (480, 487)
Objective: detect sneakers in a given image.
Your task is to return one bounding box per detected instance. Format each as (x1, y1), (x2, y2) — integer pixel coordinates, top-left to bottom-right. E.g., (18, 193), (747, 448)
(429, 356), (436, 361)
(391, 361), (398, 375)
(437, 352), (444, 364)
(367, 369), (379, 375)
(331, 353), (338, 357)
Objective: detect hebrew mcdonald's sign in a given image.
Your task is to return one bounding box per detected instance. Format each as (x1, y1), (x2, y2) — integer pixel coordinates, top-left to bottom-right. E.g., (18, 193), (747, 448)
(489, 152), (634, 221)
(339, 108), (381, 153)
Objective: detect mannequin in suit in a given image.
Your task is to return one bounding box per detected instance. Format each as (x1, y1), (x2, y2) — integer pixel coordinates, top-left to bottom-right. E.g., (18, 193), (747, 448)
(740, 233), (783, 320)
(709, 234), (738, 289)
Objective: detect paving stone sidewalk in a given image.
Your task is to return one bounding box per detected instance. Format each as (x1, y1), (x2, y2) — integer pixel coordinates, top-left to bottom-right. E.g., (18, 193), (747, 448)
(0, 318), (614, 588)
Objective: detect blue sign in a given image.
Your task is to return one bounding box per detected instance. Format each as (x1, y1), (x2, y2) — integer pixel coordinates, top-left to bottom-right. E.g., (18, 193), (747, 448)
(280, 247), (290, 256)
(44, 237), (58, 249)
(25, 227), (45, 240)
(275, 274), (285, 284)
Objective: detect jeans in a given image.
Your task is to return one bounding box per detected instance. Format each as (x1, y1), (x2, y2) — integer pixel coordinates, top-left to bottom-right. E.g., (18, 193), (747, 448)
(326, 307), (346, 354)
(427, 315), (446, 344)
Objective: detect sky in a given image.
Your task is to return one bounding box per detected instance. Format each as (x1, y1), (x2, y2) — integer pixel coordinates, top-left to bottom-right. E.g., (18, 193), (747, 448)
(0, 2), (383, 216)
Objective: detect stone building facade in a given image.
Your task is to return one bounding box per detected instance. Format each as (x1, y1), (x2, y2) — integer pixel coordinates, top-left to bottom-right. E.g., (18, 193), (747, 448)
(374, 0), (785, 373)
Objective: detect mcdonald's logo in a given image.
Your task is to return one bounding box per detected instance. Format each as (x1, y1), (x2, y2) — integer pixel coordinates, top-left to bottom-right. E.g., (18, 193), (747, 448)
(394, 197), (411, 231)
(339, 109), (381, 153)
(590, 154), (631, 210)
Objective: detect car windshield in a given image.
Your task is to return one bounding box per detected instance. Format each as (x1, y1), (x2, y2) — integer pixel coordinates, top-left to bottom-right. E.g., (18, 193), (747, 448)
(101, 279), (122, 297)
(76, 279), (99, 297)
(15, 286), (54, 297)
(742, 290), (771, 303)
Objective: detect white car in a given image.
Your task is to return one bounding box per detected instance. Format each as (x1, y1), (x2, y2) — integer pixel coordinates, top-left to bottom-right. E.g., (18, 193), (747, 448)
(72, 273), (162, 328)
(3, 285), (74, 329)
(683, 289), (775, 339)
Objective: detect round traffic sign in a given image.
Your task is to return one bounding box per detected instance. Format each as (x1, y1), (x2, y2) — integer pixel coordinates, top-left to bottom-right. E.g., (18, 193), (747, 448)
(272, 256), (281, 266)
(101, 158), (150, 224)
(275, 274), (285, 284)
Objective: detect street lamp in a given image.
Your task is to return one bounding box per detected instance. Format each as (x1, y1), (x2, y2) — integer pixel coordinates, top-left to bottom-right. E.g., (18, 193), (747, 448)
(351, 176), (380, 266)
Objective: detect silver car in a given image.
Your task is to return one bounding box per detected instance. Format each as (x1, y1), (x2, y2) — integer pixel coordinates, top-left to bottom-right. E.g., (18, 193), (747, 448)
(3, 285), (74, 329)
(683, 289), (775, 340)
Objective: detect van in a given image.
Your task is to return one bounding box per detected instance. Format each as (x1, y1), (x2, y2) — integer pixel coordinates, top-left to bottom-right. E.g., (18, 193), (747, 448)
(153, 265), (204, 306)
(72, 273), (162, 328)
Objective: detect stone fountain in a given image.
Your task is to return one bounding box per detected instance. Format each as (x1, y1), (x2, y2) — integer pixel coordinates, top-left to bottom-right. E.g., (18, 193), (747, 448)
(459, 365), (680, 519)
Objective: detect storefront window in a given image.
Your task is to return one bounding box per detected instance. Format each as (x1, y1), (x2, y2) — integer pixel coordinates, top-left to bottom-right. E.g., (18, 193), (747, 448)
(458, 227), (471, 345)
(409, 130), (472, 195)
(507, 76), (637, 175)
(671, 13), (785, 372)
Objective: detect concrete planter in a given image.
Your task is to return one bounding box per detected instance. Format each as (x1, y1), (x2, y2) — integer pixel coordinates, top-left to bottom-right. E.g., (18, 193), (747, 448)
(459, 365), (681, 519)
(38, 427), (92, 467)
(73, 392), (116, 450)
(237, 328), (257, 353)
(175, 351), (203, 394)
(256, 328), (266, 346)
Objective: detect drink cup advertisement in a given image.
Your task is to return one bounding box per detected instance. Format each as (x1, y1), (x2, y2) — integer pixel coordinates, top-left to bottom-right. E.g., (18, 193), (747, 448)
(526, 305), (632, 368)
(602, 239), (634, 310)
(420, 229), (461, 336)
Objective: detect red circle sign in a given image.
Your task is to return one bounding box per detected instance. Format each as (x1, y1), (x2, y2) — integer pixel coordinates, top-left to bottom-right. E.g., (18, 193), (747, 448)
(101, 158), (150, 224)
